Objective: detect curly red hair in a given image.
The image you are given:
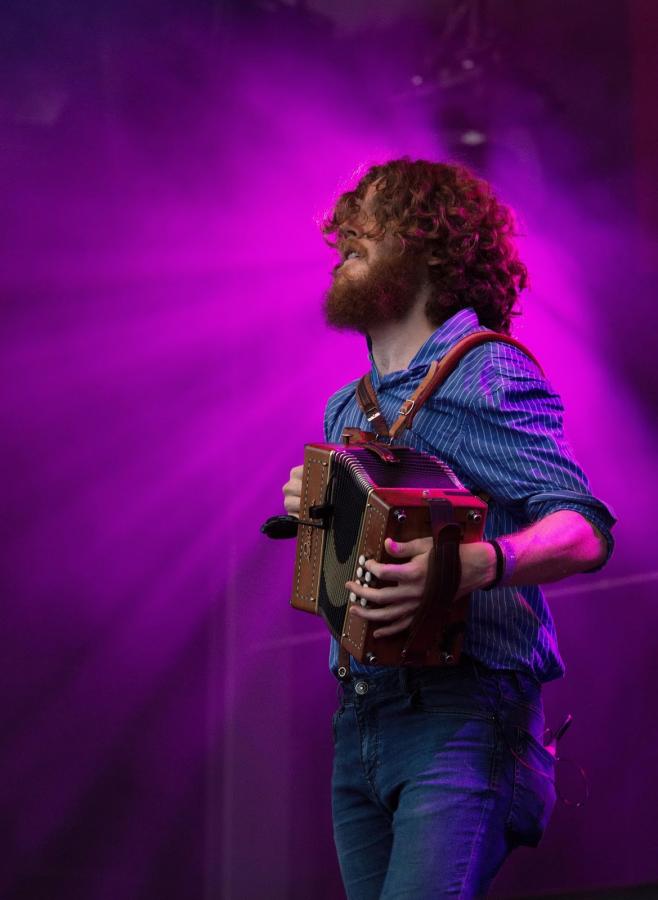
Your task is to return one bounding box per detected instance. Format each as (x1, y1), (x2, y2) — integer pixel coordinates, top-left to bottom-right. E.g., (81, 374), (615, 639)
(322, 158), (528, 334)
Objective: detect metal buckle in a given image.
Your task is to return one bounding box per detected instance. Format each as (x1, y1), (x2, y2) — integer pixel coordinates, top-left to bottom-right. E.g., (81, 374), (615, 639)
(366, 410), (381, 422)
(398, 399), (415, 417)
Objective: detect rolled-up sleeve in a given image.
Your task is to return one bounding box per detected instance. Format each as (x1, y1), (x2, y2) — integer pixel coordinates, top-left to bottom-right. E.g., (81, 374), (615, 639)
(460, 359), (616, 566)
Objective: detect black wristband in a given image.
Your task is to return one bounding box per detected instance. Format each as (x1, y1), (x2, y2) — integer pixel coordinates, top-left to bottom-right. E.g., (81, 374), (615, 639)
(483, 539), (504, 590)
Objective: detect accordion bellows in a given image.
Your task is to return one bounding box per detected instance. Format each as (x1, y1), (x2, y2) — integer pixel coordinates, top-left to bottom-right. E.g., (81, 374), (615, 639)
(292, 443), (487, 667)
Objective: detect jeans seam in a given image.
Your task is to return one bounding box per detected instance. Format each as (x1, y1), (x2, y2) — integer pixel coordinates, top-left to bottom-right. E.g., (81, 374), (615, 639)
(456, 714), (502, 894)
(457, 777), (496, 899)
(507, 731), (521, 833)
(370, 711), (385, 812)
(488, 720), (504, 792)
(354, 705), (389, 815)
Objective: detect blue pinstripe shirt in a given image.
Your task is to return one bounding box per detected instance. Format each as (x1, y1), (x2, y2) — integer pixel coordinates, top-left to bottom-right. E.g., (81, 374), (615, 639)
(325, 309), (615, 683)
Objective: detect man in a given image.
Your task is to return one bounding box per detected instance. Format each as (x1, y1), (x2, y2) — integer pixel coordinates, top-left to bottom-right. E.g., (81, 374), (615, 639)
(282, 159), (614, 898)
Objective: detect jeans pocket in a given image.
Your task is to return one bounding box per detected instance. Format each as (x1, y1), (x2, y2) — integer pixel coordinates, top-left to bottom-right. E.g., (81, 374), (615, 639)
(507, 727), (557, 847)
(411, 669), (497, 722)
(413, 690), (496, 723)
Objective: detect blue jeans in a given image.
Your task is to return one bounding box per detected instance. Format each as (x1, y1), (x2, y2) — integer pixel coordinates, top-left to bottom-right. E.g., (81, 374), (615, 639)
(331, 659), (556, 899)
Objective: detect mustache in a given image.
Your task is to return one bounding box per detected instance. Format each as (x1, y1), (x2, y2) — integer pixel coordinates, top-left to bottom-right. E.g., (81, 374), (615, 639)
(331, 238), (368, 276)
(337, 238), (367, 260)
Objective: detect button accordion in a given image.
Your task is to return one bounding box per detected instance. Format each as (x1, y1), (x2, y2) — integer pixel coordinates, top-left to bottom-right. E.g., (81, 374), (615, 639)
(264, 442), (487, 667)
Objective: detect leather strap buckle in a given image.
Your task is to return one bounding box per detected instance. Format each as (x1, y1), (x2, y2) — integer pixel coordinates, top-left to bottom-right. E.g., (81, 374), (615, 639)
(354, 334), (543, 444)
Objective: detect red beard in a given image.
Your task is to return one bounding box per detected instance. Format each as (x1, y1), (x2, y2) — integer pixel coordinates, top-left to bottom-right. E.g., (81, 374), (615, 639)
(323, 250), (426, 334)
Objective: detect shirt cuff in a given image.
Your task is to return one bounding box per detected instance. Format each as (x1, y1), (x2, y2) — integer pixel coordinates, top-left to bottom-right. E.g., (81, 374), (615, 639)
(525, 495), (616, 571)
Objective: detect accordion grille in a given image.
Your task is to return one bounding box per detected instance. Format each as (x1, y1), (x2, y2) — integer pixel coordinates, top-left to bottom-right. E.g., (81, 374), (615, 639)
(317, 460), (364, 640)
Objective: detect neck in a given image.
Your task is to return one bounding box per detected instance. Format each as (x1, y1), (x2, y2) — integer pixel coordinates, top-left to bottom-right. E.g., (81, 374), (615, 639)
(368, 294), (436, 376)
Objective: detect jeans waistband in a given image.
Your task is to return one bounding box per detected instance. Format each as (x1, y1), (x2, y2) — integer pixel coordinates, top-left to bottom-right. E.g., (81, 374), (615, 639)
(336, 656), (544, 738)
(336, 655), (494, 693)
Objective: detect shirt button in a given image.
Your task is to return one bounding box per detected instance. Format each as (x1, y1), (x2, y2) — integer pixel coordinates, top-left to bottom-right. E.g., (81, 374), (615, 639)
(355, 681), (369, 696)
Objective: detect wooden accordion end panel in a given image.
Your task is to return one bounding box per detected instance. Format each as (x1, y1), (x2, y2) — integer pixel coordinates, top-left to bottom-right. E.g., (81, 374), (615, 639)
(292, 443), (487, 667)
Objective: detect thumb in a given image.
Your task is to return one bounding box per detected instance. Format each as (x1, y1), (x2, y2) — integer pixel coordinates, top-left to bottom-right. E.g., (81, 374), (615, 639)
(385, 536), (432, 558)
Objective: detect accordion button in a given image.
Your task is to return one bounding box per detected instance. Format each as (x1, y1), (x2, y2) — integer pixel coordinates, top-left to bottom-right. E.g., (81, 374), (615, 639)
(360, 598), (368, 608)
(356, 566), (364, 578)
(349, 592), (357, 603)
(358, 555), (366, 566)
(364, 572), (372, 583)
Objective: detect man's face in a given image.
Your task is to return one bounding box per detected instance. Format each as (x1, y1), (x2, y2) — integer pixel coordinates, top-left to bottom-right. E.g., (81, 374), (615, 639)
(323, 190), (427, 334)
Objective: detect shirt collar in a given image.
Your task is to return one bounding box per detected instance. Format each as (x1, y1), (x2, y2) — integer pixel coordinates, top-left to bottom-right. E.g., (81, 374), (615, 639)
(368, 308), (482, 389)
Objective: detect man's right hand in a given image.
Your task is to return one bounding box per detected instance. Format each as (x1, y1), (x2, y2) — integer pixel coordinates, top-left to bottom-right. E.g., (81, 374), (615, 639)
(282, 464), (304, 517)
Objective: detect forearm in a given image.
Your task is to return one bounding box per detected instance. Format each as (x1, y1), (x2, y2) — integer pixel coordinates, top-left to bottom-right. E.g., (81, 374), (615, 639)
(462, 510), (608, 593)
(349, 510), (608, 638)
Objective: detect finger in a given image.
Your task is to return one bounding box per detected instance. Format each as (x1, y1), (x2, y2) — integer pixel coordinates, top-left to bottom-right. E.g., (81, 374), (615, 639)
(283, 479), (302, 496)
(363, 558), (423, 583)
(373, 615), (415, 638)
(282, 480), (302, 505)
(283, 470), (303, 512)
(385, 536), (433, 558)
(284, 496), (301, 514)
(345, 581), (422, 604)
(349, 600), (419, 623)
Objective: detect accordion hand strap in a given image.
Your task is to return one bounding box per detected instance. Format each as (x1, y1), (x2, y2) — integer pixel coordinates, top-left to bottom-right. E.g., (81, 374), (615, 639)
(356, 332), (543, 442)
(401, 499), (463, 662)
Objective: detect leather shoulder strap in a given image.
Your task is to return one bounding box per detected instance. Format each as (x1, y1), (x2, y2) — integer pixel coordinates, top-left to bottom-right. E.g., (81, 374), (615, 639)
(353, 362), (443, 441)
(425, 332), (542, 391)
(388, 332), (542, 440)
(355, 374), (391, 438)
(353, 331), (542, 442)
